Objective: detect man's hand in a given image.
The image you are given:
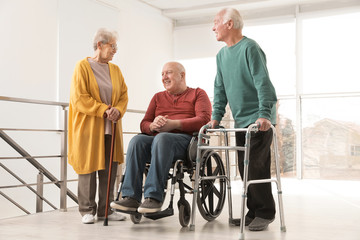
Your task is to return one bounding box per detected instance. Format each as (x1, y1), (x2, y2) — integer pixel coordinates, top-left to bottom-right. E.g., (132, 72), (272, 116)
(150, 115), (181, 133)
(207, 120), (219, 129)
(255, 118), (271, 131)
(150, 115), (168, 132)
(156, 119), (181, 132)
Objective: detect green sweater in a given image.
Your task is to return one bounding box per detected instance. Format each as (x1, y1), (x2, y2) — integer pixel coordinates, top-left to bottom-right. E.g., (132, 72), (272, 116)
(212, 36), (277, 128)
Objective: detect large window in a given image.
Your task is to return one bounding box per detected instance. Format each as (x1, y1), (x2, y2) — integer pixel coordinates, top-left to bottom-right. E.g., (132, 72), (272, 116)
(179, 10), (360, 180)
(302, 97), (360, 179)
(301, 11), (360, 180)
(302, 12), (360, 94)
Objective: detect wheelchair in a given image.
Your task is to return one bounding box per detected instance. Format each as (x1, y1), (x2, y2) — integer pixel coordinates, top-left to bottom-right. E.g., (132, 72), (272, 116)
(112, 133), (227, 227)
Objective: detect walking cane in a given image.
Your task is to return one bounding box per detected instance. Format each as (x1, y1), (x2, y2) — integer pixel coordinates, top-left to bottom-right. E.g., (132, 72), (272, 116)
(104, 121), (117, 226)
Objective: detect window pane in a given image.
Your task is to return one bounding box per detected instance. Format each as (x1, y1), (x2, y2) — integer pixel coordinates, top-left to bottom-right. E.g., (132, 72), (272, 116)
(275, 99), (297, 177)
(302, 97), (360, 180)
(302, 12), (360, 94)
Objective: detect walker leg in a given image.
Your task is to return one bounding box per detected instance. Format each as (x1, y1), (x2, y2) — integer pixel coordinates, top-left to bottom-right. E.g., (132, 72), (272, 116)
(189, 148), (202, 231)
(239, 192), (247, 240)
(223, 132), (236, 224)
(272, 126), (286, 232)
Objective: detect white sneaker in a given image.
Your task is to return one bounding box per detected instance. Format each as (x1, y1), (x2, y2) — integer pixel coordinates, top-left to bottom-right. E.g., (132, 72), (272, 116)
(82, 214), (95, 224)
(98, 212), (126, 221)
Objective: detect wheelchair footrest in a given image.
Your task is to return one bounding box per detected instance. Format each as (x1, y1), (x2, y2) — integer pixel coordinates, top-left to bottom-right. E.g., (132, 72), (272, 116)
(144, 208), (174, 220)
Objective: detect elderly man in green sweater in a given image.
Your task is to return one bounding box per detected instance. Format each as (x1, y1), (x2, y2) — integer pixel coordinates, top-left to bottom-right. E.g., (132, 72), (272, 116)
(209, 8), (278, 231)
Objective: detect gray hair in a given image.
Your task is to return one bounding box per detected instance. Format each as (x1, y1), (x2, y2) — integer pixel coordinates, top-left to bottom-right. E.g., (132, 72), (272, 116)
(221, 8), (243, 30)
(93, 28), (118, 51)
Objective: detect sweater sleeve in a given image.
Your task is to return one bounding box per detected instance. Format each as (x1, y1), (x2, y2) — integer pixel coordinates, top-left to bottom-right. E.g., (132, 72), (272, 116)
(248, 44), (277, 120)
(180, 88), (212, 133)
(140, 95), (157, 135)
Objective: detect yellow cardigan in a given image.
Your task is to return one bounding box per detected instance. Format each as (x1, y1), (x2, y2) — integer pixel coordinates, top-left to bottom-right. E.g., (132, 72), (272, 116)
(68, 58), (128, 174)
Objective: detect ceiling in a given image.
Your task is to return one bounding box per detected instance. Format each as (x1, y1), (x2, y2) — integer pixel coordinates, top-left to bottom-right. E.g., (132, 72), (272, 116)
(137, 0), (360, 27)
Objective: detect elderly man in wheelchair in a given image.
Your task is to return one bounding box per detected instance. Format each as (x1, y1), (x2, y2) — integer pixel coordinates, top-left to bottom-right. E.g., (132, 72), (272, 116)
(110, 61), (213, 225)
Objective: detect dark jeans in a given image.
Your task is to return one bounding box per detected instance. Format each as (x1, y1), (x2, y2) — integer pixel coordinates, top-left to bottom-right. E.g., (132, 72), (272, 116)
(121, 133), (192, 202)
(236, 128), (276, 220)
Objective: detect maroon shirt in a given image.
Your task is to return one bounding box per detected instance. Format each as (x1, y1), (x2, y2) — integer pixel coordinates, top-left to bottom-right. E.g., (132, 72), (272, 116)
(140, 87), (211, 136)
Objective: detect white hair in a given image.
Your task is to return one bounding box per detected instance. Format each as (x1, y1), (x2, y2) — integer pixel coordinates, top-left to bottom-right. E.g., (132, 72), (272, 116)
(221, 8), (243, 30)
(93, 28), (118, 51)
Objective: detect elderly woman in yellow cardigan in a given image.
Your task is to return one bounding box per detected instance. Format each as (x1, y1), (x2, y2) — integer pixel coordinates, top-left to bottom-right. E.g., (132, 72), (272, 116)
(68, 28), (128, 224)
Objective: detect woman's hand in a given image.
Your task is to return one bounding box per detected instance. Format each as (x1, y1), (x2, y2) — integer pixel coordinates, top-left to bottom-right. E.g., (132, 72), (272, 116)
(105, 107), (120, 122)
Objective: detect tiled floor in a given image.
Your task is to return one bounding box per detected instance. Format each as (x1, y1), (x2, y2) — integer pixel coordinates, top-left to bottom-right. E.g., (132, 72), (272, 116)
(1, 178), (360, 240)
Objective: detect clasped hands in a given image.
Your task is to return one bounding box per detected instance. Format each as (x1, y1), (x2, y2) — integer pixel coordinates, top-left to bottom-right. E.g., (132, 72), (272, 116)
(104, 105), (121, 122)
(149, 115), (176, 133)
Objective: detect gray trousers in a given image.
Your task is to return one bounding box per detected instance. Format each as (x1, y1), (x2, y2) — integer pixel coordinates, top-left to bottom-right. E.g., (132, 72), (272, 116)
(77, 135), (118, 217)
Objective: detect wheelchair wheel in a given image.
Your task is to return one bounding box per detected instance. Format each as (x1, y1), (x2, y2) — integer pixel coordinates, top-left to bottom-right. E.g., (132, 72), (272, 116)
(178, 200), (191, 227)
(196, 150), (226, 221)
(130, 213), (142, 224)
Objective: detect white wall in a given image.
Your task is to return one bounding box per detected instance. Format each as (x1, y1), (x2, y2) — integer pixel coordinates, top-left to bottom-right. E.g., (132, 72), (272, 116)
(0, 0), (173, 219)
(0, 0), (58, 100)
(174, 23), (224, 60)
(58, 0), (174, 110)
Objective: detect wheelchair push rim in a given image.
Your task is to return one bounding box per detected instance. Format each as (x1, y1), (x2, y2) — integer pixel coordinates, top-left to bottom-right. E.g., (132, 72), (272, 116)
(196, 150), (226, 221)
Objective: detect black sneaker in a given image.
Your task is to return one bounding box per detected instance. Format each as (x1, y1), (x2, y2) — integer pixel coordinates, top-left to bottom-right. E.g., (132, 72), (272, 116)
(137, 198), (162, 213)
(110, 197), (140, 212)
(248, 217), (275, 231)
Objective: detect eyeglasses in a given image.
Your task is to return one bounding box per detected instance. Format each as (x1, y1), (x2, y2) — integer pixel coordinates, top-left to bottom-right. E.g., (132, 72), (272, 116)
(101, 42), (117, 50)
(108, 43), (118, 50)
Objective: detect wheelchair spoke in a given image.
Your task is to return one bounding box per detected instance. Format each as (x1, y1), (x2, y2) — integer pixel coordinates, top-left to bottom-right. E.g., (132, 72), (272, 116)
(201, 180), (217, 199)
(201, 181), (213, 199)
(197, 150), (226, 221)
(212, 185), (221, 198)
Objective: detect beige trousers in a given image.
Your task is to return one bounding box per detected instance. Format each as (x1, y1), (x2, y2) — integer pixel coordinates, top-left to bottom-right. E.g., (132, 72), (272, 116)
(77, 135), (118, 217)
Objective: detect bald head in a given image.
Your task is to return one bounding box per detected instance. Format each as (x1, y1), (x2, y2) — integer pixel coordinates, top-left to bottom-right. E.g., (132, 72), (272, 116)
(164, 62), (185, 74)
(161, 61), (187, 95)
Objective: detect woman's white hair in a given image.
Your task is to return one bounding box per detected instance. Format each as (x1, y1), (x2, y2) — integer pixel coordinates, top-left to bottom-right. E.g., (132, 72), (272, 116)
(93, 28), (118, 51)
(221, 8), (244, 30)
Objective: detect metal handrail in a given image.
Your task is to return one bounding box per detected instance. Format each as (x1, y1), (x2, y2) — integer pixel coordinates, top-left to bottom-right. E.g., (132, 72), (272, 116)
(0, 128), (64, 132)
(0, 95), (146, 218)
(0, 155), (62, 160)
(0, 95), (73, 214)
(0, 95), (146, 112)
(0, 96), (69, 107)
